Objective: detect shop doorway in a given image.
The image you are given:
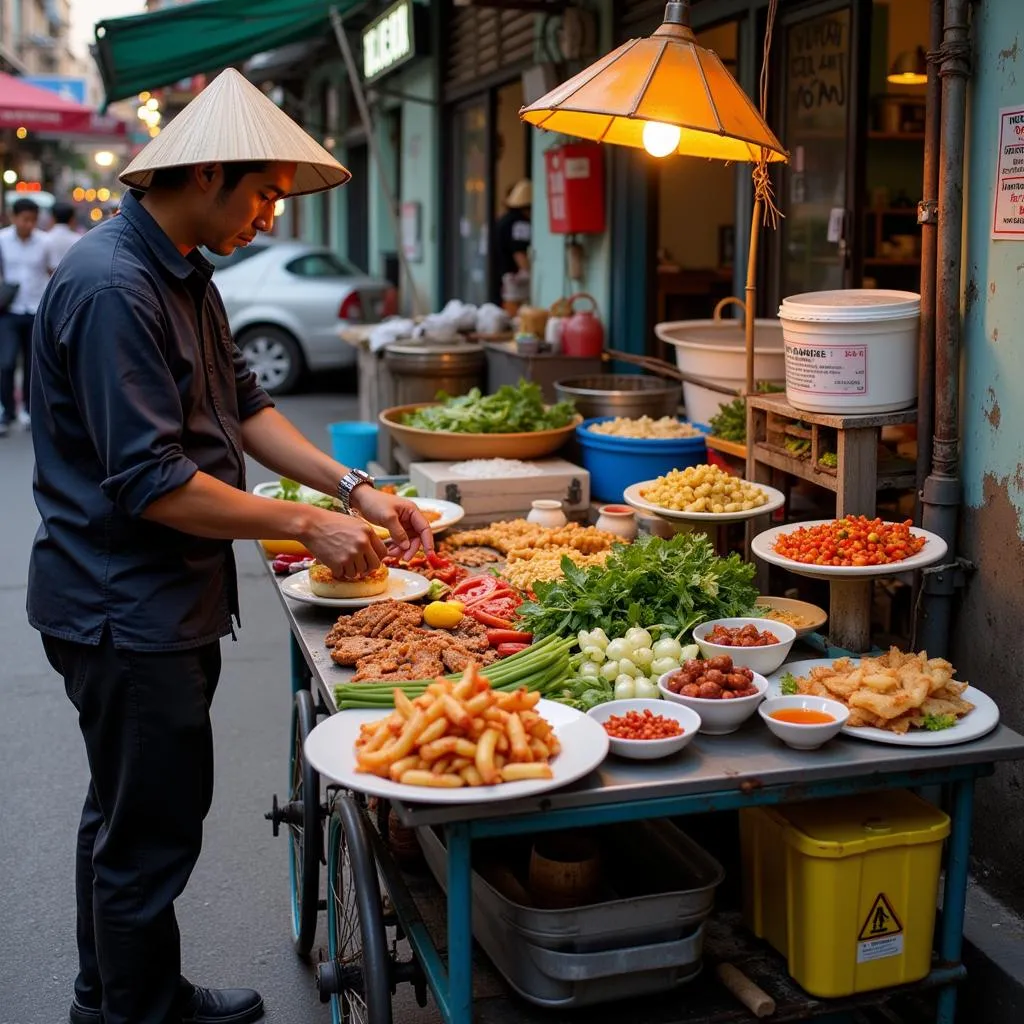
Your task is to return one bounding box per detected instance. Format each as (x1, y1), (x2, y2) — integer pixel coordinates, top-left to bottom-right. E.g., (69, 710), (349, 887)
(771, 0), (872, 305)
(346, 142), (369, 272)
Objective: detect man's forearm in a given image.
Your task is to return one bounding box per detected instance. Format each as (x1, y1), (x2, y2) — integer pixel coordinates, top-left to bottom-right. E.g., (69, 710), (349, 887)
(143, 469), (321, 542)
(241, 407), (348, 496)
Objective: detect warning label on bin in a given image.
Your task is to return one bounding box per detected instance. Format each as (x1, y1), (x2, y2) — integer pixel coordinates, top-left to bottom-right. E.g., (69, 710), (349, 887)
(784, 343), (867, 396)
(856, 893), (905, 963)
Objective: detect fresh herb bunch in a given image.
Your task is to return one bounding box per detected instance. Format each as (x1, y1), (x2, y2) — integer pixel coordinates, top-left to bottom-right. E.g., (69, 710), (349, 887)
(403, 380), (576, 434)
(707, 382), (784, 442)
(518, 532), (759, 640)
(780, 672), (799, 695)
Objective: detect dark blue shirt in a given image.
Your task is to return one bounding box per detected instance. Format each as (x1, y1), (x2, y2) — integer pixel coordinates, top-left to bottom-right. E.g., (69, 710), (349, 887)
(27, 193), (273, 651)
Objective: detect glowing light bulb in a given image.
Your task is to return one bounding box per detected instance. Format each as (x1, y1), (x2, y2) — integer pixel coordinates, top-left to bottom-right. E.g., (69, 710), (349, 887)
(2, 169), (17, 185)
(642, 120), (681, 158)
(274, 199), (286, 217)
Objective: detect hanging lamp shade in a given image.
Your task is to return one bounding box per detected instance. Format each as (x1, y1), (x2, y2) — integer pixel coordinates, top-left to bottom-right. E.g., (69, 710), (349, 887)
(520, 1), (786, 163)
(887, 47), (928, 85)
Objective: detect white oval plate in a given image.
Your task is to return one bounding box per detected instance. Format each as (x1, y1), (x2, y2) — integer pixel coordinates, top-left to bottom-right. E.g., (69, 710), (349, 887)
(305, 699), (610, 803)
(766, 658), (999, 746)
(279, 567), (430, 608)
(751, 521), (948, 579)
(412, 497), (464, 533)
(623, 480), (786, 523)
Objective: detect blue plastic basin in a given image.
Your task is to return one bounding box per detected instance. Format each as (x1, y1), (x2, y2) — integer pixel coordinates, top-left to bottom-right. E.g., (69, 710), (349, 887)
(576, 417), (708, 504)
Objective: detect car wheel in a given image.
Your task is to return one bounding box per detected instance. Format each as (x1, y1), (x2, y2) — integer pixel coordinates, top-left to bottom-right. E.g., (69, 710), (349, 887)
(239, 326), (304, 395)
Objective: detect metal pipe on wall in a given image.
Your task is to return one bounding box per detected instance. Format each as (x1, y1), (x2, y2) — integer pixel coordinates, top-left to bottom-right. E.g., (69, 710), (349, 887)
(914, 0), (944, 510)
(918, 0), (972, 657)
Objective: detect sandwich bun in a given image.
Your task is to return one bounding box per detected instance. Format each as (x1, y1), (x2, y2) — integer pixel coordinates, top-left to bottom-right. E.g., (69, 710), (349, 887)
(308, 562), (390, 599)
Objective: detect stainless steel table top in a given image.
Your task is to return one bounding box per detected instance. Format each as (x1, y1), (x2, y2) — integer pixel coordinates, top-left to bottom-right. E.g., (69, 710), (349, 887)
(263, 551), (1024, 828)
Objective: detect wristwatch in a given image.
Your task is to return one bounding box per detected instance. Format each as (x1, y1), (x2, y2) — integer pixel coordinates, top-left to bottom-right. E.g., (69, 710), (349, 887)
(337, 468), (375, 514)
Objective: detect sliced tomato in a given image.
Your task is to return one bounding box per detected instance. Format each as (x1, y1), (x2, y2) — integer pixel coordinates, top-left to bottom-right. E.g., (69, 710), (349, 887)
(451, 575), (504, 604)
(486, 629), (533, 646)
(496, 642), (531, 657)
(426, 552), (450, 569)
(469, 594), (521, 621)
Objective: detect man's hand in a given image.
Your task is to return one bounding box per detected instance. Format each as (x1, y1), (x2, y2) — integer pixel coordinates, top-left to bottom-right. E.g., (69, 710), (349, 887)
(351, 487), (434, 561)
(301, 507), (389, 579)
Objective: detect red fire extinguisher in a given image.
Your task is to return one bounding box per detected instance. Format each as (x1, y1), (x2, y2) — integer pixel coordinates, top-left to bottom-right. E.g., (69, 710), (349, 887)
(561, 293), (605, 357)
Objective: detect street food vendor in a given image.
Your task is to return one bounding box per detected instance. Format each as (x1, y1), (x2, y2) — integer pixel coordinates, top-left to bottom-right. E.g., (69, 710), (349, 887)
(26, 68), (432, 1024)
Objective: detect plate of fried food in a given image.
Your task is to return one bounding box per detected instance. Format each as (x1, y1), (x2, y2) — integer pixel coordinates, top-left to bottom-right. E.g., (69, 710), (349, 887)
(766, 649), (999, 746)
(281, 564), (431, 608)
(623, 465), (786, 523)
(303, 665), (610, 803)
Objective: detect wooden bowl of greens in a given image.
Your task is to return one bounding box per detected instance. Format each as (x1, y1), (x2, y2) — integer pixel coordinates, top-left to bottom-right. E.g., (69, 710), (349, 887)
(379, 383), (581, 460)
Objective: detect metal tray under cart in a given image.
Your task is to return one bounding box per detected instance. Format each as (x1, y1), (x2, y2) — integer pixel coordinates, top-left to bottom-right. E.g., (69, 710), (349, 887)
(260, 549), (1024, 1024)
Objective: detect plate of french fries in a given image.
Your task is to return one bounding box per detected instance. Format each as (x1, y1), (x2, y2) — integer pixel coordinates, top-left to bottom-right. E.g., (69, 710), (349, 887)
(304, 665), (610, 802)
(766, 651), (999, 746)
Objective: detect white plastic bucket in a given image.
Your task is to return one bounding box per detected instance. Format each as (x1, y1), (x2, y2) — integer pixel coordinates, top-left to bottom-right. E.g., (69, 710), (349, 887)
(778, 290), (920, 415)
(655, 319), (785, 427)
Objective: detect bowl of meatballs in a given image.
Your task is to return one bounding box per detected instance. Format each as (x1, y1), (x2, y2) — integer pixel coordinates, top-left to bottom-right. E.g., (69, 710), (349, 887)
(692, 617), (796, 676)
(658, 655), (769, 734)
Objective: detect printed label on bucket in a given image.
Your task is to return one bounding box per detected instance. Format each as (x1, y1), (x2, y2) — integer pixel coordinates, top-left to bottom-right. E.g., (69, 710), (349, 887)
(785, 343), (868, 395)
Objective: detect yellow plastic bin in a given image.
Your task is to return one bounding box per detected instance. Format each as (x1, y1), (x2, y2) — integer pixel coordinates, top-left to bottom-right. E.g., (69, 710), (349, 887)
(740, 790), (950, 998)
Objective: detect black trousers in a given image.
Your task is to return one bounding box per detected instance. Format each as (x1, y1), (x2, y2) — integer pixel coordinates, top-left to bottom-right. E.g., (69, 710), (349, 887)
(0, 310), (33, 421)
(43, 628), (222, 1024)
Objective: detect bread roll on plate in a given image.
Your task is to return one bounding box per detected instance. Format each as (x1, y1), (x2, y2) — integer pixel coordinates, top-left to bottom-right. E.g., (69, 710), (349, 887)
(308, 562), (390, 599)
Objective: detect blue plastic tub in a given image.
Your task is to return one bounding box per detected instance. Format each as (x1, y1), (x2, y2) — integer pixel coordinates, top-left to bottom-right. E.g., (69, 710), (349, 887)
(576, 417), (708, 503)
(327, 421), (378, 470)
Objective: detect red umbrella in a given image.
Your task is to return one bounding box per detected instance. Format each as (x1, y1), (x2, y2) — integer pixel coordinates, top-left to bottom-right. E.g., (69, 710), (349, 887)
(0, 73), (126, 137)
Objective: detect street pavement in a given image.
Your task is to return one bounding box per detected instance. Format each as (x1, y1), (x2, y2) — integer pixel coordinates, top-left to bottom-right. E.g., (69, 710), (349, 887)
(0, 381), (442, 1024)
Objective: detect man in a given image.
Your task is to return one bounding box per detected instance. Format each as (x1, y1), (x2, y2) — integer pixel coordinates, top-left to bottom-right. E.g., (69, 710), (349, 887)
(46, 200), (82, 271)
(29, 68), (433, 1024)
(490, 177), (532, 306)
(0, 196), (47, 432)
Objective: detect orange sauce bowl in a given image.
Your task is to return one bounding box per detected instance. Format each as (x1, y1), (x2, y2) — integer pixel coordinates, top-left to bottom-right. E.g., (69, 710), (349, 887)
(758, 695), (849, 750)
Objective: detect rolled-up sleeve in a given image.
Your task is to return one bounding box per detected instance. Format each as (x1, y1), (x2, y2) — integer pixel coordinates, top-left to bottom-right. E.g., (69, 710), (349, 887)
(62, 286), (198, 517)
(232, 344), (275, 421)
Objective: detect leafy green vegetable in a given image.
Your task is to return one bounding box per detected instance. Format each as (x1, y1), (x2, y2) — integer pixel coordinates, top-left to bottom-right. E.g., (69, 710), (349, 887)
(818, 451), (838, 468)
(784, 437), (811, 456)
(922, 713), (957, 732)
(277, 477), (301, 501)
(403, 380), (576, 434)
(780, 672), (799, 696)
(518, 532), (759, 641)
(397, 483), (419, 498)
(549, 675), (615, 711)
(706, 383), (784, 441)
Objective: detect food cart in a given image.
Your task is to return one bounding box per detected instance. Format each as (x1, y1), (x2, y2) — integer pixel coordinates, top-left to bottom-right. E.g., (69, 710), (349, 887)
(260, 549), (1024, 1024)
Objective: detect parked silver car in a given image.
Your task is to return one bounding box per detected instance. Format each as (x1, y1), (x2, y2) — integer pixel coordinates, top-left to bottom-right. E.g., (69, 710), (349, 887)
(207, 239), (396, 394)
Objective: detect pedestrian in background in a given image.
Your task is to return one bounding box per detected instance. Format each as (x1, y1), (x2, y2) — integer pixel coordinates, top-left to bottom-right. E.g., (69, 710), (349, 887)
(0, 196), (46, 433)
(46, 201), (82, 272)
(490, 177), (532, 307)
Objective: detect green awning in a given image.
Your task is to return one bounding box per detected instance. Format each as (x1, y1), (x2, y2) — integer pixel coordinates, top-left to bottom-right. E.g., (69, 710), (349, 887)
(94, 0), (361, 108)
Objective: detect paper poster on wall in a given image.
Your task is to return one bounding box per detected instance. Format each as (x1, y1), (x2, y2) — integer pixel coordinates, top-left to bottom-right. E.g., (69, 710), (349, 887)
(992, 105), (1024, 239)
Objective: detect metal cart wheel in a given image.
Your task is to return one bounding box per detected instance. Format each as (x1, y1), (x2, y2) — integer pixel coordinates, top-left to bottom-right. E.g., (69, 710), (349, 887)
(317, 793), (393, 1024)
(266, 689), (322, 958)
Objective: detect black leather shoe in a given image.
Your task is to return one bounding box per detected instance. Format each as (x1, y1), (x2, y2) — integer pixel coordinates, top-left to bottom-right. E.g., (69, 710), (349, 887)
(69, 985), (264, 1024)
(69, 999), (100, 1024)
(181, 985), (265, 1024)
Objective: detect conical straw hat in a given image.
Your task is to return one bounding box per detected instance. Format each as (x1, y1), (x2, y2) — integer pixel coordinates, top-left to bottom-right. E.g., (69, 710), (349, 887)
(120, 68), (350, 197)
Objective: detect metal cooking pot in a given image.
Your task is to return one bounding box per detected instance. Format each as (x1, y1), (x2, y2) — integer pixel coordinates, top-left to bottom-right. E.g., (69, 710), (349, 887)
(384, 343), (486, 407)
(554, 374), (682, 421)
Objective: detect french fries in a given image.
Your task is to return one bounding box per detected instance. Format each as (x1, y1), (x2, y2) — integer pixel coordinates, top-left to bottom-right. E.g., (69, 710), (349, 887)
(354, 663), (560, 789)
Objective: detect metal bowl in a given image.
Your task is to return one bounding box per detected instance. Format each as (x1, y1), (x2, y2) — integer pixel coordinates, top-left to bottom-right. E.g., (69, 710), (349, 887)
(554, 375), (681, 421)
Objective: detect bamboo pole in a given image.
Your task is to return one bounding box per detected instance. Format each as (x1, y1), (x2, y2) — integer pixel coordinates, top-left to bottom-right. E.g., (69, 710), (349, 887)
(744, 197), (763, 396)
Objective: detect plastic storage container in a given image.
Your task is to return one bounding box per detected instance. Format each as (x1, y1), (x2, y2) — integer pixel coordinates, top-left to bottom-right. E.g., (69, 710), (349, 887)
(778, 289), (920, 414)
(575, 417), (707, 503)
(417, 819), (721, 1007)
(654, 318), (785, 427)
(740, 790), (950, 998)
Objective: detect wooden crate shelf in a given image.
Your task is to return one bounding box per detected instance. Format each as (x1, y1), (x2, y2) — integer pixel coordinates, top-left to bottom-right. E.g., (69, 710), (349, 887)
(745, 393), (918, 653)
